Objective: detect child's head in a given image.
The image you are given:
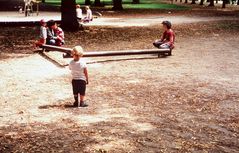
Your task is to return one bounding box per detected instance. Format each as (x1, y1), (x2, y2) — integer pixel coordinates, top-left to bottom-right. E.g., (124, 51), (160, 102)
(47, 20), (57, 29)
(85, 6), (90, 10)
(72, 46), (84, 61)
(76, 4), (80, 8)
(162, 21), (172, 30)
(40, 19), (46, 26)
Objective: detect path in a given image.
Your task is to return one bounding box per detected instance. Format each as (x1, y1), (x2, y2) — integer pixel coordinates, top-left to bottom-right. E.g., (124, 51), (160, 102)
(0, 11), (238, 27)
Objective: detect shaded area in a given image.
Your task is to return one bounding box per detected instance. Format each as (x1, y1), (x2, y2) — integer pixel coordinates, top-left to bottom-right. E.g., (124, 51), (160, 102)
(1, 20), (239, 55)
(0, 81), (238, 152)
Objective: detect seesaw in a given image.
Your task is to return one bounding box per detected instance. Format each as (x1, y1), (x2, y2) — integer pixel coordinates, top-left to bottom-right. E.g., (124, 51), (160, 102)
(39, 44), (172, 58)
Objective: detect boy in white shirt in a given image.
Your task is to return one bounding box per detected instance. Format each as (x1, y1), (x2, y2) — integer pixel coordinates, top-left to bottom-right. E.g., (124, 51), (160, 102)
(69, 46), (89, 107)
(76, 5), (82, 21)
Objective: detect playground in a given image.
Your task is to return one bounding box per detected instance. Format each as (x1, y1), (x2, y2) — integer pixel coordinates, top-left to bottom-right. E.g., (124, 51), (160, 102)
(0, 1), (239, 152)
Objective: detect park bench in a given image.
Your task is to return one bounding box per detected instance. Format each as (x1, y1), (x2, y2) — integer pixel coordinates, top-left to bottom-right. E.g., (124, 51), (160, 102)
(39, 44), (172, 58)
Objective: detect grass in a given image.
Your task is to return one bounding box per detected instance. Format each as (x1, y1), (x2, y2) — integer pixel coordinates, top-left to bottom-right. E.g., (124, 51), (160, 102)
(44, 0), (189, 10)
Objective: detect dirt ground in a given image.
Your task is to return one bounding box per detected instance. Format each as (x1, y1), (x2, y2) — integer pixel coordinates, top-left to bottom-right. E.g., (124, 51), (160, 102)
(0, 10), (239, 153)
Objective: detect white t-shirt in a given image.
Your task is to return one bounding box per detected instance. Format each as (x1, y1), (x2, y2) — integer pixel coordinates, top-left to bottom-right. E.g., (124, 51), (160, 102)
(69, 59), (87, 81)
(86, 9), (92, 20)
(40, 26), (47, 39)
(76, 8), (82, 19)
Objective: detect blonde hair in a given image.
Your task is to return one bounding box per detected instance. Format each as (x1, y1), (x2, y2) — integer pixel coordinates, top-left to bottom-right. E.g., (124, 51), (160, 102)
(72, 46), (84, 57)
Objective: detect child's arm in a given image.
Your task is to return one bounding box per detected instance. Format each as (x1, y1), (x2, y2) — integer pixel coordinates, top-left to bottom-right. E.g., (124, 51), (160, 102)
(84, 68), (89, 84)
(160, 32), (166, 42)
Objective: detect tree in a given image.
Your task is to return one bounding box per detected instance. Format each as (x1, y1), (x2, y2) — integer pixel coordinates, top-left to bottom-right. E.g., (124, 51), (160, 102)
(42, 0), (45, 2)
(94, 0), (102, 6)
(185, 0), (188, 3)
(85, 0), (91, 5)
(112, 0), (123, 10)
(191, 0), (196, 4)
(208, 0), (214, 6)
(237, 0), (239, 5)
(61, 0), (79, 31)
(132, 0), (140, 4)
(222, 0), (226, 8)
(200, 0), (204, 5)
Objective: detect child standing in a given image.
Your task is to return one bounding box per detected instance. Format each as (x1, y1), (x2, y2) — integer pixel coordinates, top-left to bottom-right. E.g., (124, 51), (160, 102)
(153, 21), (175, 49)
(35, 19), (47, 47)
(69, 46), (89, 107)
(76, 4), (83, 21)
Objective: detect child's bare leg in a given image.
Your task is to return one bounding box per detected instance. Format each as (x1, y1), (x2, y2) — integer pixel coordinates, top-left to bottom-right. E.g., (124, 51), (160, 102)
(80, 95), (84, 102)
(80, 95), (88, 107)
(153, 40), (163, 48)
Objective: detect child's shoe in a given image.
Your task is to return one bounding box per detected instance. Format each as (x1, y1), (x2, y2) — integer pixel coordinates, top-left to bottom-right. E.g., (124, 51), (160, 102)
(73, 101), (78, 107)
(80, 101), (88, 107)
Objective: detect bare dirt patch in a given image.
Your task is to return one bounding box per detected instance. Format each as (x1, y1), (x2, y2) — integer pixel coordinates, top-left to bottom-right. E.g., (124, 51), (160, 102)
(0, 16), (239, 152)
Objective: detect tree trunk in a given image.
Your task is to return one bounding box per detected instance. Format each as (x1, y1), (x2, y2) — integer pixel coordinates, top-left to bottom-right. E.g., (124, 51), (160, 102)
(85, 0), (91, 5)
(216, 0), (218, 4)
(185, 0), (188, 3)
(112, 0), (123, 10)
(94, 0), (101, 6)
(132, 0), (140, 4)
(180, 0), (182, 2)
(208, 0), (214, 6)
(200, 0), (204, 5)
(61, 0), (79, 31)
(175, 0), (177, 2)
(222, 0), (226, 8)
(237, 0), (239, 5)
(191, 0), (196, 4)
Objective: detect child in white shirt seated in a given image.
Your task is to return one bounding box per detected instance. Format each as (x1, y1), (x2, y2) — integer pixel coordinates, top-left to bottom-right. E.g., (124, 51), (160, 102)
(83, 6), (93, 23)
(35, 19), (47, 47)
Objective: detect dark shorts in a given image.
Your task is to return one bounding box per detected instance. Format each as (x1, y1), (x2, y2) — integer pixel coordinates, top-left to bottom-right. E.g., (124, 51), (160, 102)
(72, 79), (86, 96)
(153, 41), (170, 49)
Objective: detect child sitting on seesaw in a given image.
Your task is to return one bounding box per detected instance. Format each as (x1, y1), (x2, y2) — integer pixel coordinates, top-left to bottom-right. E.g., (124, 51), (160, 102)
(35, 19), (47, 47)
(46, 20), (65, 46)
(69, 46), (89, 107)
(153, 21), (175, 49)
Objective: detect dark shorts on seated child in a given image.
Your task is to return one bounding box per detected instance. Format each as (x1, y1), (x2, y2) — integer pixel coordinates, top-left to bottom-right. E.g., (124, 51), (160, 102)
(153, 41), (170, 49)
(72, 79), (86, 96)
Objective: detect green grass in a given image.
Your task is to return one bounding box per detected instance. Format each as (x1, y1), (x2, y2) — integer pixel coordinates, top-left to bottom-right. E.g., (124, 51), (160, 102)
(44, 0), (189, 10)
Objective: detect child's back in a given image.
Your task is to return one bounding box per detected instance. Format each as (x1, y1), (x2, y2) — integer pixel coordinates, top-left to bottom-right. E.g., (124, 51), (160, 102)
(69, 59), (87, 81)
(69, 46), (88, 107)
